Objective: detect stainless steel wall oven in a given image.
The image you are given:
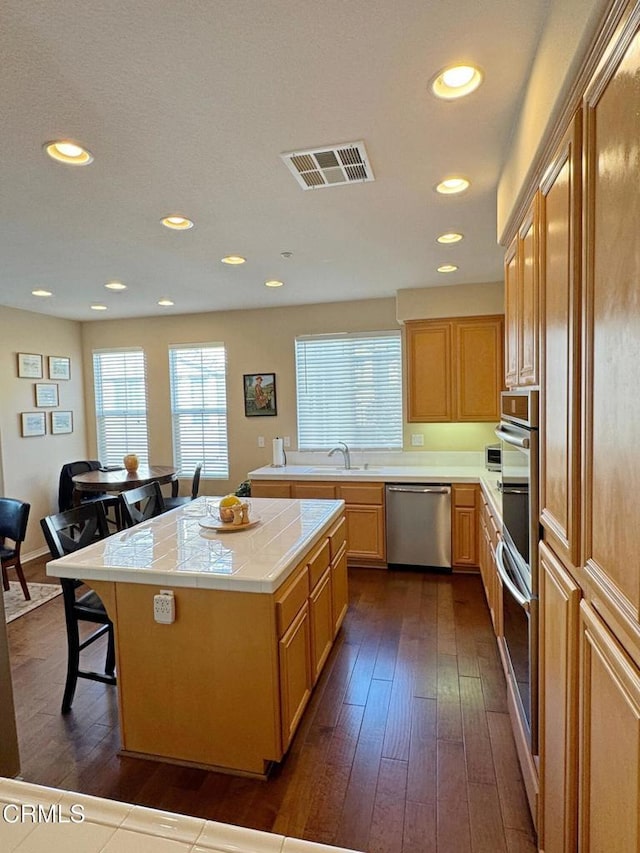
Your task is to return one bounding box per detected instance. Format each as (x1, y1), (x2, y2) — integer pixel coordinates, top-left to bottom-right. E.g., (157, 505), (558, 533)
(495, 389), (539, 754)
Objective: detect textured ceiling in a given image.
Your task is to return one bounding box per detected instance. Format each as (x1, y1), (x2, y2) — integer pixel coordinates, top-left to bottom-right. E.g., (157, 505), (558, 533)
(0, 0), (550, 321)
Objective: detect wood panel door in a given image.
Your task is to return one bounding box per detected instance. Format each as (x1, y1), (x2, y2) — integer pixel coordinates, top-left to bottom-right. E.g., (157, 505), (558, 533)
(539, 113), (582, 573)
(538, 542), (581, 853)
(345, 505), (385, 562)
(579, 600), (640, 852)
(455, 316), (504, 422)
(309, 568), (333, 683)
(452, 484), (478, 568)
(331, 544), (348, 635)
(518, 197), (539, 386)
(582, 13), (640, 652)
(504, 237), (519, 388)
(279, 602), (312, 750)
(405, 320), (453, 422)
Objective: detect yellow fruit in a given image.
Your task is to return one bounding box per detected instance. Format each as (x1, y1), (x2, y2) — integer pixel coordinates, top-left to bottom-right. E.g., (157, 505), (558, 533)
(220, 494), (241, 507)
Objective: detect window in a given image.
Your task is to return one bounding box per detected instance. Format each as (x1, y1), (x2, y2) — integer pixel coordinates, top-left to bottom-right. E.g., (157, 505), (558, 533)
(93, 349), (149, 465)
(169, 344), (229, 478)
(295, 330), (402, 450)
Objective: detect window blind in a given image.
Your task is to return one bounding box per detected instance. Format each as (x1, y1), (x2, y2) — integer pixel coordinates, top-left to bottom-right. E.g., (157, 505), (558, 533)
(295, 331), (402, 450)
(169, 344), (229, 478)
(93, 349), (149, 466)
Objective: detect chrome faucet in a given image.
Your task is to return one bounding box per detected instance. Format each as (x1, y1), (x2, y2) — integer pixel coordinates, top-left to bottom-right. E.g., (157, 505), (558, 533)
(328, 441), (351, 470)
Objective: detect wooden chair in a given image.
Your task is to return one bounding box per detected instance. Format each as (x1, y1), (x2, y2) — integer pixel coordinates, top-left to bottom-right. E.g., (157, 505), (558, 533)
(164, 462), (203, 510)
(0, 498), (31, 600)
(58, 460), (122, 529)
(119, 481), (166, 527)
(40, 502), (116, 713)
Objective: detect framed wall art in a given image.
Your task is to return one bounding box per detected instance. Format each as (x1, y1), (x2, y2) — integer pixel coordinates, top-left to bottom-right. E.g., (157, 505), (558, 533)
(21, 412), (46, 437)
(48, 355), (71, 380)
(17, 352), (43, 379)
(51, 410), (73, 434)
(243, 373), (277, 417)
(35, 383), (59, 407)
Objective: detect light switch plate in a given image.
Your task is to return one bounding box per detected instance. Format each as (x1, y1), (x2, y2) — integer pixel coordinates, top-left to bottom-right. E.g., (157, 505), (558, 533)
(411, 433), (424, 446)
(257, 436), (265, 447)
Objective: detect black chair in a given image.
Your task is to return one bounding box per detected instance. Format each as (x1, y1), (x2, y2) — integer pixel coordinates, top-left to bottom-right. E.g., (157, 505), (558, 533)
(119, 481), (166, 527)
(0, 498), (31, 600)
(164, 462), (203, 511)
(57, 460), (122, 529)
(40, 502), (116, 713)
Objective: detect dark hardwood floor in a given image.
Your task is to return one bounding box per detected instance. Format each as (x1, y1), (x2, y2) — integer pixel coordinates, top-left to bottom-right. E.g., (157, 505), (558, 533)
(9, 557), (537, 852)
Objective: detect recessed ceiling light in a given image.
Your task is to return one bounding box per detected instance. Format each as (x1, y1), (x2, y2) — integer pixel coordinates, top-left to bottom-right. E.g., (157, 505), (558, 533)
(437, 232), (464, 244)
(265, 279), (284, 288)
(432, 64), (483, 100)
(44, 141), (93, 165)
(104, 281), (127, 291)
(437, 264), (458, 273)
(435, 177), (470, 195)
(158, 298), (175, 306)
(221, 255), (246, 265)
(90, 304), (108, 311)
(32, 289), (52, 297)
(161, 216), (194, 230)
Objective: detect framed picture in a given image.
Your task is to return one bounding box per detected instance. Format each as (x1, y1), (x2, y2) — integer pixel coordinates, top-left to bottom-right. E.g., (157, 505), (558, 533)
(243, 373), (277, 417)
(35, 383), (59, 407)
(51, 410), (73, 434)
(21, 412), (46, 437)
(17, 352), (43, 379)
(48, 355), (71, 380)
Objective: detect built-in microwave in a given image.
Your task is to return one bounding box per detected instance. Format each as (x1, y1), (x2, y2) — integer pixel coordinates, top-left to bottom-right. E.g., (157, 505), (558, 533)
(485, 443), (502, 472)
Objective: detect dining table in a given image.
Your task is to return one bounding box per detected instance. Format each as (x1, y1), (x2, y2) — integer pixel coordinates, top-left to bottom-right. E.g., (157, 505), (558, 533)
(72, 464), (177, 496)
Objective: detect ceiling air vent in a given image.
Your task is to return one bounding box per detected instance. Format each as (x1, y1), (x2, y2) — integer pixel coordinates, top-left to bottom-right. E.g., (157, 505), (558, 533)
(281, 141), (374, 190)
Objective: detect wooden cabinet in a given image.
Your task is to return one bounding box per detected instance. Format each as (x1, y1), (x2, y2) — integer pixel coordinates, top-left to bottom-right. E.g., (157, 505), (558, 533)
(503, 198), (539, 389)
(251, 481), (291, 499)
(331, 543), (348, 635)
(292, 483), (337, 500)
(538, 542), (581, 853)
(579, 601), (640, 852)
(344, 504), (385, 563)
(451, 484), (478, 568)
(279, 602), (312, 749)
(478, 489), (502, 633)
(405, 315), (504, 422)
(309, 567), (333, 683)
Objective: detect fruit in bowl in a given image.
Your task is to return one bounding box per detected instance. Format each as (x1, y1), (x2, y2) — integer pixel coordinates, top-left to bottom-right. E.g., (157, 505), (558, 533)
(219, 494), (241, 523)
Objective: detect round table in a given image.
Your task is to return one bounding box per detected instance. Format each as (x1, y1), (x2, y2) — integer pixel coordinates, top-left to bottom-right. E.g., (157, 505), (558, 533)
(72, 464), (177, 495)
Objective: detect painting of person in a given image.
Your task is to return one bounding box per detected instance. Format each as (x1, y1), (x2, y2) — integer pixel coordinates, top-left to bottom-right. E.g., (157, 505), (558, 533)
(244, 373), (277, 416)
(253, 375), (268, 409)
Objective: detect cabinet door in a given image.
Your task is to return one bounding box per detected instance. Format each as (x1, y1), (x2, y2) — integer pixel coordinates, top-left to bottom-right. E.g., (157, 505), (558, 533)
(331, 544), (348, 635)
(579, 601), (640, 852)
(504, 237), (519, 388)
(455, 316), (504, 421)
(405, 321), (453, 422)
(279, 602), (312, 750)
(345, 505), (385, 562)
(309, 568), (333, 683)
(452, 484), (478, 568)
(518, 197), (539, 386)
(582, 19), (640, 649)
(538, 542), (580, 853)
(539, 114), (582, 572)
(251, 481), (292, 499)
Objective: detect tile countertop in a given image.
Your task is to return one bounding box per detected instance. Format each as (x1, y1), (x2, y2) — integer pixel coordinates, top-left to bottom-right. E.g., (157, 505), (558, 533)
(46, 497), (344, 594)
(0, 777), (363, 853)
(248, 464), (503, 525)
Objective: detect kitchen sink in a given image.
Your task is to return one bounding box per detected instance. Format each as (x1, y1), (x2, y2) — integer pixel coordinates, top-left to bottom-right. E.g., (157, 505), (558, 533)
(307, 466), (381, 474)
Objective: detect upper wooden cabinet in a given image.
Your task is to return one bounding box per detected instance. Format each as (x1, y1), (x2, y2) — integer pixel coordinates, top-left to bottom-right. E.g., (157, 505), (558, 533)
(504, 197), (539, 389)
(405, 315), (504, 422)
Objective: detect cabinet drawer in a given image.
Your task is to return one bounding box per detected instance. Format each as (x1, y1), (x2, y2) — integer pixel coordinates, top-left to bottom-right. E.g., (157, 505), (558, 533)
(292, 483), (337, 500)
(338, 483), (384, 505)
(308, 539), (330, 589)
(250, 481), (292, 499)
(276, 566), (309, 637)
(328, 516), (346, 559)
(452, 484), (477, 507)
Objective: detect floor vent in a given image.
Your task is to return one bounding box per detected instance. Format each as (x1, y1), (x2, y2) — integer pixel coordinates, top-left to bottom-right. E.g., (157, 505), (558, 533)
(281, 141), (374, 190)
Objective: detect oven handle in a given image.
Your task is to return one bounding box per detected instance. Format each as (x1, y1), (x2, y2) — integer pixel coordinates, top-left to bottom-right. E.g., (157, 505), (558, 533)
(495, 540), (530, 612)
(495, 424), (530, 449)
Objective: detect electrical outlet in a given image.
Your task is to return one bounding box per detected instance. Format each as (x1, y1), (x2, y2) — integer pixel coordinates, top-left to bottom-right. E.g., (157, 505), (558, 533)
(153, 590), (175, 624)
(283, 436), (290, 448)
(411, 433), (425, 447)
(258, 436), (265, 447)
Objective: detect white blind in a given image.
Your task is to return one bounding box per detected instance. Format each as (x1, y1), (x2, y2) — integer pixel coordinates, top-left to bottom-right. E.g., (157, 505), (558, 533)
(93, 349), (149, 465)
(169, 344), (229, 478)
(295, 331), (403, 450)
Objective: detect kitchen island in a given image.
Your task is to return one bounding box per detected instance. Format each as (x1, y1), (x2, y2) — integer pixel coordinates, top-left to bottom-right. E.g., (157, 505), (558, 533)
(46, 497), (347, 777)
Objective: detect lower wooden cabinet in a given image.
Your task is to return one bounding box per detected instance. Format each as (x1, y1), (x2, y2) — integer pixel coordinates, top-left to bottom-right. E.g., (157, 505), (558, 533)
(579, 600), (640, 853)
(309, 567), (333, 683)
(344, 504), (385, 563)
(331, 543), (348, 635)
(538, 541), (580, 853)
(279, 602), (312, 749)
(452, 484), (478, 568)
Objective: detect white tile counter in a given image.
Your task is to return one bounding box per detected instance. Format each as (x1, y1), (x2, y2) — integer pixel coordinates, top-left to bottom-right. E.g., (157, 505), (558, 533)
(46, 497), (344, 593)
(0, 778), (363, 853)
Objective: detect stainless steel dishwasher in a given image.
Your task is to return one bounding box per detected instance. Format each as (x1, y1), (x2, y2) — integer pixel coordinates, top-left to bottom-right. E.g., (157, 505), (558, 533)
(385, 484), (452, 569)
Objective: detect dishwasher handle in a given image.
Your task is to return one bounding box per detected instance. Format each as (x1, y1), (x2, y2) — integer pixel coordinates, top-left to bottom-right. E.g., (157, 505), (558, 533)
(386, 484), (451, 494)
